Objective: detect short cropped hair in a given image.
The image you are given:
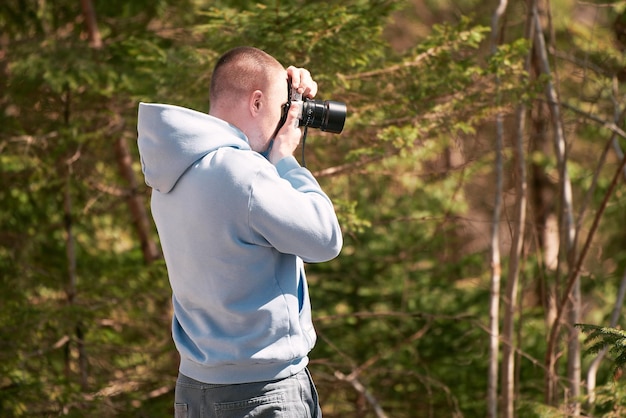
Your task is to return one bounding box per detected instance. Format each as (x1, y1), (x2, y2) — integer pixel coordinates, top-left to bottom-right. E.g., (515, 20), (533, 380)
(209, 47), (283, 106)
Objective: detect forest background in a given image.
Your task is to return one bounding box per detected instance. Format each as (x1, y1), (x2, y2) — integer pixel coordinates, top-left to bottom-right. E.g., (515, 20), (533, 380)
(2, 0), (626, 417)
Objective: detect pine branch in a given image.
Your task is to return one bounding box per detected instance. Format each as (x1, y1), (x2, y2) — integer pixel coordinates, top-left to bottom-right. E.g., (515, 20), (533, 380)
(578, 324), (626, 373)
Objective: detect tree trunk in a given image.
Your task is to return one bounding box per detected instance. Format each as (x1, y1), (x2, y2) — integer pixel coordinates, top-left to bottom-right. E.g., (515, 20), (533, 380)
(566, 282), (581, 414)
(529, 101), (559, 332)
(501, 92), (529, 418)
(532, 4), (578, 406)
(114, 136), (161, 264)
(80, 0), (102, 48)
(499, 3), (534, 416)
(487, 1), (508, 416)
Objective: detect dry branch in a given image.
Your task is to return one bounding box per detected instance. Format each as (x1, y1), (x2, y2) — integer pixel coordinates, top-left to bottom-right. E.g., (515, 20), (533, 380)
(334, 371), (388, 418)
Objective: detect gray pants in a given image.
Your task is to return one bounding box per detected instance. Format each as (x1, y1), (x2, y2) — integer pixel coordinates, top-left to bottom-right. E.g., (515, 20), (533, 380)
(174, 368), (322, 418)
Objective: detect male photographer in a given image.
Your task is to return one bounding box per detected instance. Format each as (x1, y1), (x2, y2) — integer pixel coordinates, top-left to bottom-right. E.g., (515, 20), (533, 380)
(137, 46), (343, 417)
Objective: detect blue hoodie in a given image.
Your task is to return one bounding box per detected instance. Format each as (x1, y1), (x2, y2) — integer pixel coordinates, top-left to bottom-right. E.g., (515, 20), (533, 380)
(136, 102), (342, 384)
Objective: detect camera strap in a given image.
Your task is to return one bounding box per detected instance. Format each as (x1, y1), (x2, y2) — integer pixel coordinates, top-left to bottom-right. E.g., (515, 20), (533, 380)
(301, 126), (308, 168)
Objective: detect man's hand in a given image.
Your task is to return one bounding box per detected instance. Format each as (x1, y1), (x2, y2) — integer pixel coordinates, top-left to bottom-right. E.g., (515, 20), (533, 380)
(268, 66), (317, 165)
(286, 66), (317, 99)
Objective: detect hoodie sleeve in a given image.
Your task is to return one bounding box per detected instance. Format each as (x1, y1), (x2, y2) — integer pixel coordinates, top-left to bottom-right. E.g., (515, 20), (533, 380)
(247, 156), (342, 263)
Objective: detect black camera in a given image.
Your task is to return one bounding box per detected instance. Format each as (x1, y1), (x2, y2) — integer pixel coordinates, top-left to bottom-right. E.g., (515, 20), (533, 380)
(273, 80), (346, 139)
(289, 86), (347, 134)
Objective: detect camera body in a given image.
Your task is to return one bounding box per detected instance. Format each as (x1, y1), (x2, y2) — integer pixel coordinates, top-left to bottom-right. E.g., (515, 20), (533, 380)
(290, 88), (347, 134)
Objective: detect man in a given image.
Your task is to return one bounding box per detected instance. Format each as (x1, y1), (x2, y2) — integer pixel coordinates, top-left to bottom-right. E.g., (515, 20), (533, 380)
(137, 46), (343, 417)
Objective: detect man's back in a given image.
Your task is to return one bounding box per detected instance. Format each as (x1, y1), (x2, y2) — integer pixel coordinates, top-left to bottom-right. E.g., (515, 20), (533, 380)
(138, 102), (341, 385)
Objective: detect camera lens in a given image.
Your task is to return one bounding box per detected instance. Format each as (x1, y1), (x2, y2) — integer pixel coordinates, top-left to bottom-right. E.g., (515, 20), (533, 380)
(300, 99), (347, 133)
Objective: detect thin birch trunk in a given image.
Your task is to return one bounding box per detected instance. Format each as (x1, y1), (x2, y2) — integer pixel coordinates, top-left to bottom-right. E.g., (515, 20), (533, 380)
(567, 278), (581, 414)
(498, 3), (535, 416)
(487, 1), (508, 416)
(532, 4), (578, 406)
(544, 2), (582, 409)
(501, 83), (529, 418)
(487, 124), (503, 418)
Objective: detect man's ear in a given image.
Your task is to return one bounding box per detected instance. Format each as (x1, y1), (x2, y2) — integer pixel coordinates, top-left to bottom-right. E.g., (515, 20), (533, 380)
(249, 90), (263, 116)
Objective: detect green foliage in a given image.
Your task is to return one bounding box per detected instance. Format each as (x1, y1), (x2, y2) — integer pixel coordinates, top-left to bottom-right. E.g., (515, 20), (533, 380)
(586, 380), (626, 417)
(516, 401), (569, 418)
(192, 0), (397, 75)
(578, 324), (626, 375)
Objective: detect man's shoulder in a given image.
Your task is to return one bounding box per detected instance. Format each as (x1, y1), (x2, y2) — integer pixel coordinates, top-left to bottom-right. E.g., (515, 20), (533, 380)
(198, 147), (275, 180)
(212, 147), (268, 168)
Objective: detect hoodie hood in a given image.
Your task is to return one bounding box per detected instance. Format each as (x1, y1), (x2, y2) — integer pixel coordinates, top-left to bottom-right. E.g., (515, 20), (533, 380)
(137, 102), (249, 193)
